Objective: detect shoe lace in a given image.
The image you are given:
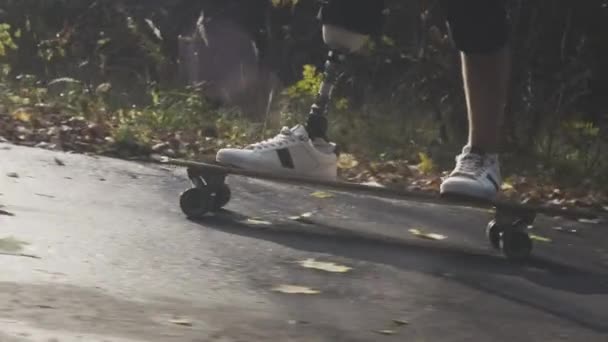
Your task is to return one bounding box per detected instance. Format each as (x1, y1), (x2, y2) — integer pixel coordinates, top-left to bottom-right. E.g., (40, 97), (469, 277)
(455, 153), (485, 176)
(246, 127), (301, 150)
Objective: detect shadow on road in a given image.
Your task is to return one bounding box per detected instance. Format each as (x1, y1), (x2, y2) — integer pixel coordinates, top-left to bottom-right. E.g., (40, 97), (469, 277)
(193, 210), (608, 334)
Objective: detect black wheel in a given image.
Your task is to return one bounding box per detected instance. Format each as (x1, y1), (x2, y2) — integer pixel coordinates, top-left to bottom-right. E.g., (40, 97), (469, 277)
(180, 187), (212, 219)
(500, 229), (533, 262)
(212, 183), (231, 211)
(486, 220), (502, 250)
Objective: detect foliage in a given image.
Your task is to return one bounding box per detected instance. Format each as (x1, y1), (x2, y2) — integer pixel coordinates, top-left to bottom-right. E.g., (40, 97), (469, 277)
(0, 0), (607, 193)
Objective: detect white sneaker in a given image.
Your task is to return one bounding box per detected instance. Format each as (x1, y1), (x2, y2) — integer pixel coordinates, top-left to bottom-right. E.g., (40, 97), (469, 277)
(440, 146), (502, 200)
(216, 125), (338, 180)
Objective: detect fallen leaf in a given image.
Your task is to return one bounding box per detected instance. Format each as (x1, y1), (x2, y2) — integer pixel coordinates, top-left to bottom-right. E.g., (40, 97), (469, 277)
(552, 227), (579, 235)
(530, 234), (552, 243)
(246, 218), (272, 226)
(361, 180), (385, 188)
(375, 330), (397, 336)
(311, 191), (334, 199)
(392, 319), (409, 326)
(12, 108), (33, 122)
(168, 318), (193, 327)
(298, 259), (352, 273)
(36, 305), (55, 309)
(409, 228), (447, 241)
(7, 172), (19, 178)
(289, 212), (314, 222)
(272, 285), (320, 295)
(578, 218), (602, 224)
(96, 82), (112, 94)
(0, 209), (15, 216)
(54, 157), (65, 166)
(501, 182), (514, 191)
(0, 237), (29, 253)
(338, 153), (359, 169)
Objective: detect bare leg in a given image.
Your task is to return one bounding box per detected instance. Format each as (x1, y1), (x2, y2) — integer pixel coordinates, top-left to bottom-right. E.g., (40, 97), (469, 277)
(461, 45), (511, 152)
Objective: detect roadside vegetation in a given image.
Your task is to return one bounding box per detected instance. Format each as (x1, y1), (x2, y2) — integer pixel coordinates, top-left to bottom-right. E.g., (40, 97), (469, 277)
(1, 1), (607, 211)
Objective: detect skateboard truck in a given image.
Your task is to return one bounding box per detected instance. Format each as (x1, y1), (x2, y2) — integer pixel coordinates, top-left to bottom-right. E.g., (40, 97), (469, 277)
(486, 208), (536, 262)
(179, 166), (231, 218)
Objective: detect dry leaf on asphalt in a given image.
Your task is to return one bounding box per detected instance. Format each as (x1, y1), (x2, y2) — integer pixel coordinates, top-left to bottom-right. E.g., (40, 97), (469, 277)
(578, 218), (602, 224)
(0, 237), (29, 253)
(245, 218), (272, 226)
(168, 318), (193, 327)
(408, 228), (447, 241)
(54, 157), (65, 166)
(289, 212), (314, 222)
(552, 227), (579, 235)
(272, 285), (320, 295)
(0, 209), (15, 216)
(392, 319), (409, 326)
(375, 330), (397, 336)
(298, 259), (352, 273)
(530, 234), (552, 243)
(311, 191), (334, 199)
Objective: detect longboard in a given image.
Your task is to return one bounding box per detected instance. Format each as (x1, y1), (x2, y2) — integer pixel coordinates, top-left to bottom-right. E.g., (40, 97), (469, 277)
(155, 156), (605, 262)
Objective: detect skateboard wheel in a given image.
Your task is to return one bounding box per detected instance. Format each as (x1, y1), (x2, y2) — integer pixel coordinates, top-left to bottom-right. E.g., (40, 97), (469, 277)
(500, 230), (533, 262)
(212, 183), (231, 211)
(486, 220), (501, 250)
(180, 187), (212, 219)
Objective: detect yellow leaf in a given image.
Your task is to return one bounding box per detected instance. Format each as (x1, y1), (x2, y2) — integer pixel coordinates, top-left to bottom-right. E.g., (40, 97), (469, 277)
(311, 191), (334, 199)
(298, 259), (352, 273)
(417, 152), (435, 174)
(245, 218), (272, 226)
(530, 234), (552, 243)
(409, 228), (447, 241)
(12, 108), (32, 122)
(338, 153), (359, 170)
(289, 211), (314, 222)
(272, 285), (320, 295)
(501, 182), (514, 191)
(375, 330), (397, 336)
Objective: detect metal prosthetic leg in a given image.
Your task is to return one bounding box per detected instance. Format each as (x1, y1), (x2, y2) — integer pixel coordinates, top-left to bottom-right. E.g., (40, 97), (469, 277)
(305, 49), (347, 142)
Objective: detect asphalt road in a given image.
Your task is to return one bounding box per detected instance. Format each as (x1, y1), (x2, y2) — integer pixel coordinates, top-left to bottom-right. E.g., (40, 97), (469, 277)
(1, 143), (607, 341)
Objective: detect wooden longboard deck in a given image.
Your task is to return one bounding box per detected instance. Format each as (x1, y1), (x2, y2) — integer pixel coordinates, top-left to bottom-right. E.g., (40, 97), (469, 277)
(156, 156), (603, 221)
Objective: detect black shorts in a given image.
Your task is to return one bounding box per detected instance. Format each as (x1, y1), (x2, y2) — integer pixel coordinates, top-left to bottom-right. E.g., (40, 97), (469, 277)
(318, 0), (385, 36)
(320, 0), (509, 53)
